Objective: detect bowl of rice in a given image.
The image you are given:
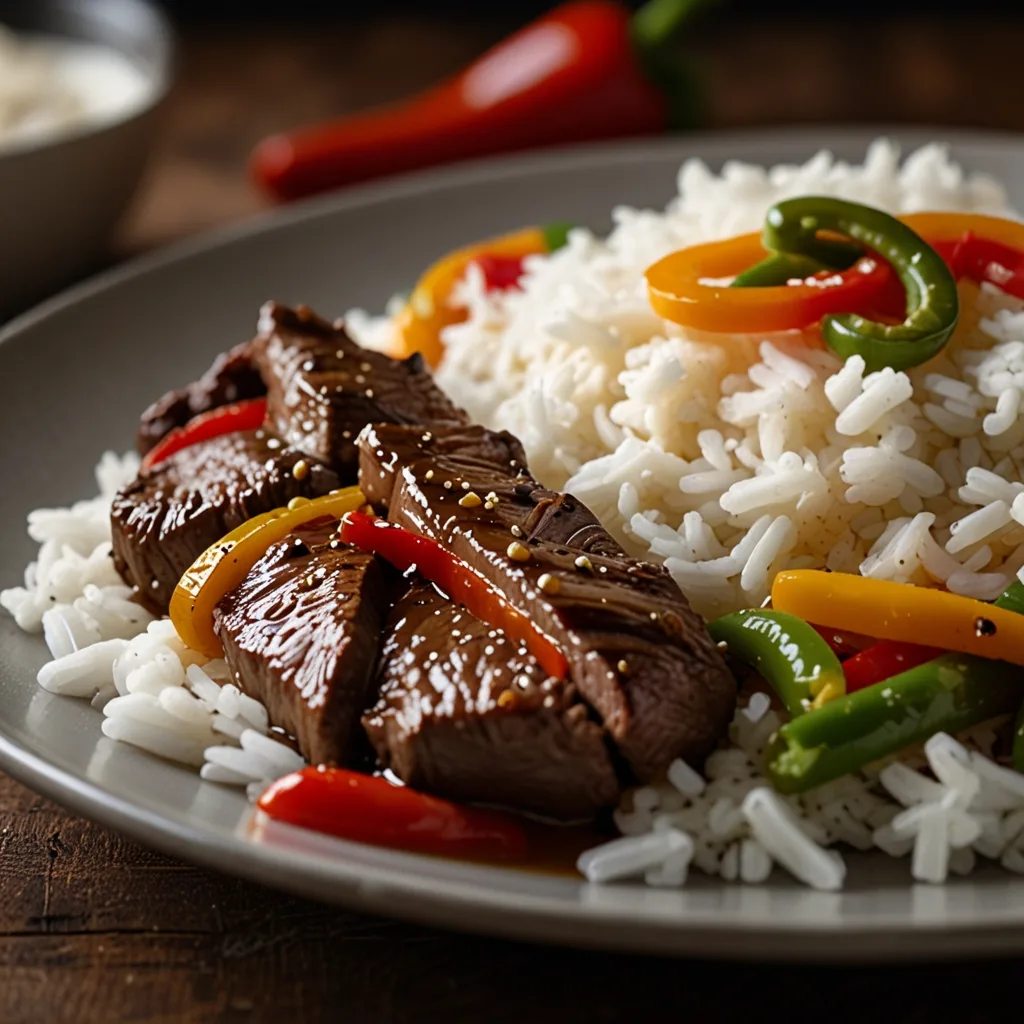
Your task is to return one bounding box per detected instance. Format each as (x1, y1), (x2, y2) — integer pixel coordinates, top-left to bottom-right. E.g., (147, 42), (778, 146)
(0, 0), (173, 315)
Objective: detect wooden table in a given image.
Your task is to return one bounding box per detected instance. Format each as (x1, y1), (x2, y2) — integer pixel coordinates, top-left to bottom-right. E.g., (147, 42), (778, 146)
(7, 11), (1024, 1021)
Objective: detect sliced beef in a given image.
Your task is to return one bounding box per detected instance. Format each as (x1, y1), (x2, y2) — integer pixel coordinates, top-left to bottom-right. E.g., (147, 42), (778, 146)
(215, 517), (393, 766)
(137, 341), (266, 456)
(359, 422), (627, 560)
(365, 580), (620, 820)
(112, 430), (339, 614)
(358, 423), (736, 781)
(251, 302), (468, 479)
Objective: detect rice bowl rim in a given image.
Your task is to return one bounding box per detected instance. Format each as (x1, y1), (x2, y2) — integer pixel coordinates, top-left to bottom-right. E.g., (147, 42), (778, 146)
(6, 127), (1024, 961)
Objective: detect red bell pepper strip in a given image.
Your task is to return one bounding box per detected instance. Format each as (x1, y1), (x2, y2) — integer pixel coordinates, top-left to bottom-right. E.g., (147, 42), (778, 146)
(339, 511), (569, 681)
(250, 0), (711, 201)
(258, 767), (528, 862)
(951, 233), (1024, 300)
(140, 398), (268, 473)
(474, 253), (530, 292)
(840, 639), (944, 693)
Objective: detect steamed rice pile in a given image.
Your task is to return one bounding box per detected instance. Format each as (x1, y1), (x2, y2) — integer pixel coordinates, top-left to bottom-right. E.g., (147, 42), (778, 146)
(412, 139), (1024, 618)
(8, 140), (1024, 891)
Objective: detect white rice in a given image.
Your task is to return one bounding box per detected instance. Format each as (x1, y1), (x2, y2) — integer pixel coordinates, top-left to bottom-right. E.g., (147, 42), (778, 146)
(577, 699), (1024, 891)
(7, 139), (1024, 891)
(346, 139), (1024, 617)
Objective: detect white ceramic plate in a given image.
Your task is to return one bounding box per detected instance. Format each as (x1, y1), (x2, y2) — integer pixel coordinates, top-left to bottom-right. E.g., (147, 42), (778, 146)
(5, 127), (1024, 962)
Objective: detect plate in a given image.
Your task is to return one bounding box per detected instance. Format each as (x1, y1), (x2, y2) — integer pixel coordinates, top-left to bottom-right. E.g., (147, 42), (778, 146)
(4, 127), (1024, 962)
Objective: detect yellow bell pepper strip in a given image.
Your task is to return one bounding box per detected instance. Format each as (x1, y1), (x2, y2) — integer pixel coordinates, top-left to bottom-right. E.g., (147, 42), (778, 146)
(762, 197), (959, 372)
(765, 653), (1024, 794)
(391, 222), (573, 367)
(644, 231), (897, 334)
(169, 487), (366, 658)
(706, 609), (845, 715)
(771, 570), (1024, 668)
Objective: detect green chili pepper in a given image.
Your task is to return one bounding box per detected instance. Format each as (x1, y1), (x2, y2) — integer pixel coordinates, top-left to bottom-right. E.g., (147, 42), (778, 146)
(995, 580), (1024, 616)
(731, 241), (862, 289)
(707, 609), (845, 718)
(765, 653), (1024, 794)
(761, 196), (959, 373)
(993, 580), (1024, 770)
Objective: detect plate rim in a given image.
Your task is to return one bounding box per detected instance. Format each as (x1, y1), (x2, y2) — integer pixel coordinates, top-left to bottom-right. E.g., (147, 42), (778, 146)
(7, 125), (1024, 960)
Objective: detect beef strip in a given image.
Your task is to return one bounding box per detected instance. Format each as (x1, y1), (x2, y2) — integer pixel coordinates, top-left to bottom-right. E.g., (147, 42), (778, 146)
(251, 302), (468, 479)
(137, 341), (266, 456)
(365, 580), (620, 820)
(215, 517), (393, 766)
(112, 430), (339, 614)
(358, 423), (736, 780)
(359, 422), (627, 559)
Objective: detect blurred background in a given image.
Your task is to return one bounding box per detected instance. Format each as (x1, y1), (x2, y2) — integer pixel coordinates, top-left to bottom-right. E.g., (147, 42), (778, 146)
(4, 0), (1024, 313)
(119, 0), (1024, 250)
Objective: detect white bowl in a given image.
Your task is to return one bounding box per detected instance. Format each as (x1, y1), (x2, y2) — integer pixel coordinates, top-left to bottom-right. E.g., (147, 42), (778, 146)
(0, 0), (173, 316)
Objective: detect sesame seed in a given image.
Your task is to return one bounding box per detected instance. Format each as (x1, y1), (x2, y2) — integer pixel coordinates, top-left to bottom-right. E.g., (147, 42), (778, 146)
(360, 362), (372, 372)
(485, 491), (499, 504)
(287, 496), (310, 511)
(538, 573), (560, 595)
(459, 492), (482, 508)
(425, 469), (435, 481)
(443, 480), (453, 490)
(617, 659), (629, 674)
(507, 541), (531, 562)
(291, 459), (310, 481)
(461, 481), (471, 490)
(497, 690), (516, 709)
(574, 555), (593, 572)
(510, 524), (522, 537)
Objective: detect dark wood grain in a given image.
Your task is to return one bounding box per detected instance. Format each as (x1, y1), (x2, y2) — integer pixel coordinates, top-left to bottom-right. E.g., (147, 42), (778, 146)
(7, 11), (1024, 1021)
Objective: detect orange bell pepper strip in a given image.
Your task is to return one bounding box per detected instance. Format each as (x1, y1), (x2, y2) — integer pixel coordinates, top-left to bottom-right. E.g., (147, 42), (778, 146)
(391, 223), (572, 366)
(900, 212), (1024, 250)
(169, 488), (367, 658)
(771, 570), (1024, 668)
(644, 232), (897, 334)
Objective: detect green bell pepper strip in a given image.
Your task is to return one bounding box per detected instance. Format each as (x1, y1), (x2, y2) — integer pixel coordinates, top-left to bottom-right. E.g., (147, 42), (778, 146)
(764, 653), (1024, 794)
(993, 581), (1024, 770)
(706, 609), (845, 718)
(761, 196), (960, 373)
(994, 579), (1024, 616)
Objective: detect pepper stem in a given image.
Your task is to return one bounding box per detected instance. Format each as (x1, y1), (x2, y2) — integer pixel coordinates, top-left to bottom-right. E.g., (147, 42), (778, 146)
(631, 0), (712, 54)
(630, 0), (719, 130)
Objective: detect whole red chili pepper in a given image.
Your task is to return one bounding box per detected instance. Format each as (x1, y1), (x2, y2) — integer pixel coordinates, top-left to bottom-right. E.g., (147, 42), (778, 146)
(251, 0), (711, 202)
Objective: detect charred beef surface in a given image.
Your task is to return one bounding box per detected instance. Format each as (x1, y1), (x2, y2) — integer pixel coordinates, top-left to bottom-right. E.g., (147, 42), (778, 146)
(215, 517), (393, 766)
(252, 303), (468, 479)
(365, 580), (620, 820)
(137, 341), (266, 456)
(112, 431), (339, 614)
(358, 423), (736, 780)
